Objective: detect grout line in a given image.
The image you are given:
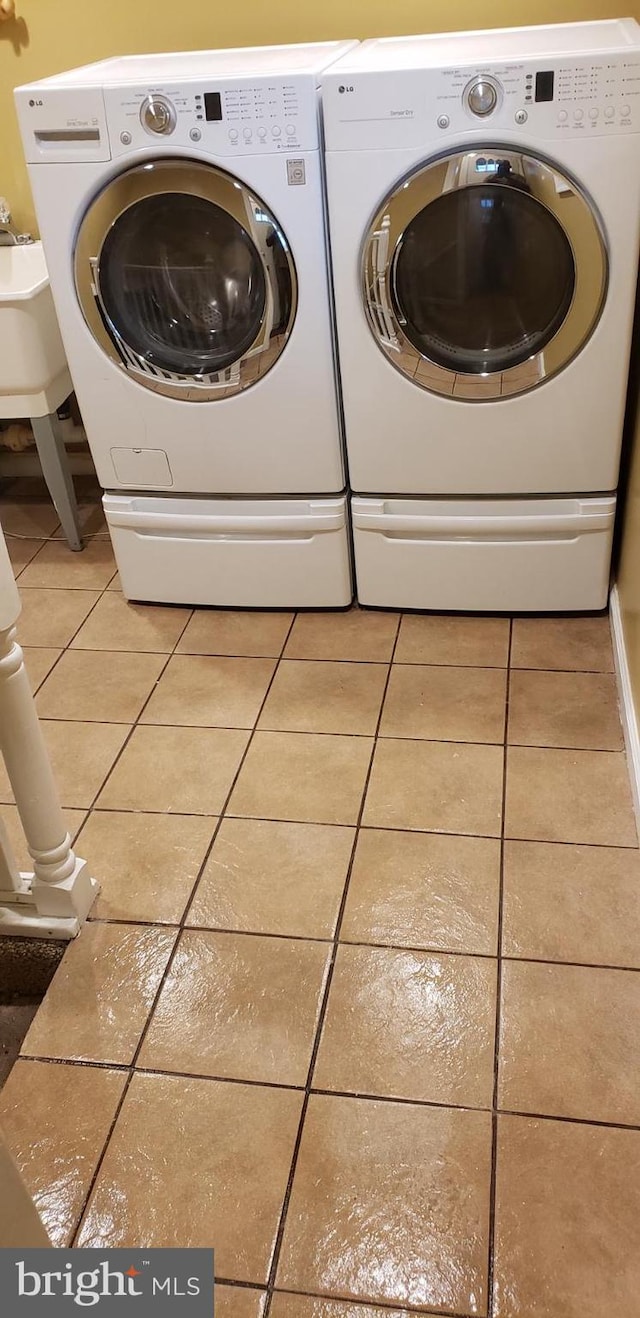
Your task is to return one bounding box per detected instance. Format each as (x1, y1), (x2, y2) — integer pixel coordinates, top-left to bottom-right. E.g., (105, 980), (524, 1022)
(68, 606), (300, 1233)
(266, 1284), (477, 1318)
(66, 579), (197, 1244)
(261, 614), (402, 1317)
(69, 610), (298, 1240)
(18, 1053), (640, 1134)
(76, 917), (640, 975)
(487, 616), (513, 1318)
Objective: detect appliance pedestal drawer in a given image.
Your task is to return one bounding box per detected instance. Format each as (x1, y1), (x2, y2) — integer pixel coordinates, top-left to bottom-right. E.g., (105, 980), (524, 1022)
(351, 496), (616, 612)
(104, 494), (352, 608)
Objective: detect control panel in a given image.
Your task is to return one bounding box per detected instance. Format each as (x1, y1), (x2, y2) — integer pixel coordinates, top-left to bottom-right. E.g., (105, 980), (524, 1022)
(103, 77), (317, 156)
(323, 52), (640, 150)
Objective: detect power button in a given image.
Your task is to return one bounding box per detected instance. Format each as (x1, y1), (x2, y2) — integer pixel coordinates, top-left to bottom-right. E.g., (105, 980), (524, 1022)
(437, 114), (450, 129)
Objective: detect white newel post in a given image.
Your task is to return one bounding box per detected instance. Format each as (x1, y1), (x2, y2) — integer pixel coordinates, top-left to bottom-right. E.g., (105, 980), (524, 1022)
(0, 525), (98, 937)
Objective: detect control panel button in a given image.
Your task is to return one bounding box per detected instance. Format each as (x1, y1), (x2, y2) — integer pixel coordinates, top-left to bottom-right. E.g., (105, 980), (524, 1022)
(622, 105), (631, 117)
(119, 130), (132, 145)
(558, 110), (569, 122)
(229, 129), (239, 141)
(589, 108), (599, 120)
(243, 128), (252, 140)
(465, 76), (499, 117)
(573, 108), (584, 120)
(258, 127), (267, 139)
(286, 124), (296, 135)
(271, 125), (282, 137)
(189, 127), (202, 142)
(437, 113), (450, 129)
(140, 94), (176, 136)
(515, 109), (528, 124)
(605, 106), (615, 119)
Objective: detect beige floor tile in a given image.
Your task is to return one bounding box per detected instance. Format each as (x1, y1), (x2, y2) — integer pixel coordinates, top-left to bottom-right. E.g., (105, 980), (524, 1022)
(341, 829), (500, 955)
(314, 945), (496, 1107)
(499, 959), (640, 1125)
(259, 661), (387, 736)
(508, 670), (623, 750)
(505, 746), (637, 846)
(23, 646), (62, 692)
(493, 1115), (640, 1318)
(107, 571), (121, 591)
(395, 614), (510, 667)
(216, 1286), (266, 1317)
(502, 840), (640, 967)
(229, 732), (373, 826)
(380, 664), (507, 743)
(22, 923), (176, 1066)
(0, 721), (130, 809)
(277, 1094), (492, 1311)
(6, 536), (43, 573)
(79, 810), (215, 924)
(141, 655), (276, 729)
(0, 499), (60, 538)
(16, 587), (100, 646)
(77, 1073), (303, 1281)
(0, 1059), (126, 1245)
(97, 725), (249, 814)
(270, 1299), (415, 1318)
(511, 615), (614, 672)
(19, 537), (117, 589)
(363, 738), (503, 836)
(139, 929), (329, 1085)
(71, 591), (192, 652)
(177, 610), (293, 657)
(1, 803), (86, 872)
(36, 650), (165, 723)
(187, 818), (354, 937)
(284, 609), (398, 662)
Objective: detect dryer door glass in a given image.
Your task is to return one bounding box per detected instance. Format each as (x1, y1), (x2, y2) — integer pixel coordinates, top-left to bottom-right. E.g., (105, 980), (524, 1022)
(74, 159), (298, 402)
(362, 148), (608, 401)
(99, 192), (269, 376)
(393, 184), (575, 374)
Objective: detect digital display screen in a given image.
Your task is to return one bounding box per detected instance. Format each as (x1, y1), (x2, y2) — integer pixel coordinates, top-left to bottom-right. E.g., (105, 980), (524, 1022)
(535, 71), (555, 103)
(204, 92), (223, 122)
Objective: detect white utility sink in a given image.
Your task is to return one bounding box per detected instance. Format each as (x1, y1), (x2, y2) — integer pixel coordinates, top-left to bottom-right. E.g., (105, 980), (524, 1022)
(0, 241), (69, 410)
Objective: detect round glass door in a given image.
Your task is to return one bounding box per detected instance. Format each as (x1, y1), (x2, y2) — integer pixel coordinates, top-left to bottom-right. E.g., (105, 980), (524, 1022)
(75, 160), (297, 401)
(362, 149), (608, 401)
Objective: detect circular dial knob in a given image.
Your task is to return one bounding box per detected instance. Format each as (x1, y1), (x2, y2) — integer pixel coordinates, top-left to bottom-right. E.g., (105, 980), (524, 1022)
(140, 95), (176, 135)
(466, 77), (499, 117)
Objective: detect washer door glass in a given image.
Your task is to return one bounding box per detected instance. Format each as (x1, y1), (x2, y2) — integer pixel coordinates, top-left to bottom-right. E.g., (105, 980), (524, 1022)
(393, 181), (575, 374)
(362, 149), (608, 400)
(99, 191), (268, 376)
(74, 159), (298, 402)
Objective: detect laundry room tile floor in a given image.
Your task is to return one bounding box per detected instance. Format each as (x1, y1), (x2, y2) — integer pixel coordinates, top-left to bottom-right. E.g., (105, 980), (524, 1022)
(1, 484), (640, 1318)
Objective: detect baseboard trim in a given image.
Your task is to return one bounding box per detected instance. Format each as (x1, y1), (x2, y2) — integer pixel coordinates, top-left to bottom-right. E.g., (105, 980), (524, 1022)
(610, 583), (640, 826)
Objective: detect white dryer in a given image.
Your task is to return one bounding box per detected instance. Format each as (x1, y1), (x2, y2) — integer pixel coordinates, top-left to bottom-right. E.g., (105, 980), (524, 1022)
(15, 42), (357, 607)
(322, 21), (640, 611)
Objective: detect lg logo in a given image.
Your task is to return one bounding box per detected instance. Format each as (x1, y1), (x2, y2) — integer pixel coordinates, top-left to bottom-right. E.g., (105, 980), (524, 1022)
(28, 98), (43, 107)
(338, 85), (354, 94)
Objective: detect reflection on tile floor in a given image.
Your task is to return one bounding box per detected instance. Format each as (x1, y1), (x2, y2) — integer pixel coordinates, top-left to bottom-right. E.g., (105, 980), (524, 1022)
(1, 489), (639, 1317)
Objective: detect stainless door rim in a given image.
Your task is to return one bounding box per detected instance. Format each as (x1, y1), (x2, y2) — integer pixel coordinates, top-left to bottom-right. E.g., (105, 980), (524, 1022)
(361, 146), (608, 402)
(74, 158), (298, 402)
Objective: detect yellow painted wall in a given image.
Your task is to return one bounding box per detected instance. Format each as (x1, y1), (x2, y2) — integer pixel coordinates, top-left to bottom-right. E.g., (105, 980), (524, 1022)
(1, 0), (638, 232)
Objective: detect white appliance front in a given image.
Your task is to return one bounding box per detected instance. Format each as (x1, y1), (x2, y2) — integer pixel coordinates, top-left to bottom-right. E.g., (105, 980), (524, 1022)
(16, 44), (357, 497)
(322, 22), (640, 497)
(104, 494), (352, 607)
(352, 495), (616, 612)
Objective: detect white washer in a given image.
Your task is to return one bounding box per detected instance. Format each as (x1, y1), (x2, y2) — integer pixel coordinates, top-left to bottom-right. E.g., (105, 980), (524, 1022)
(15, 42), (357, 607)
(322, 21), (640, 611)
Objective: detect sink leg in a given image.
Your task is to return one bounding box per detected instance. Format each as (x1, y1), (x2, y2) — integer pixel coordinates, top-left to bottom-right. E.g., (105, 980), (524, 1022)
(31, 411), (83, 552)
